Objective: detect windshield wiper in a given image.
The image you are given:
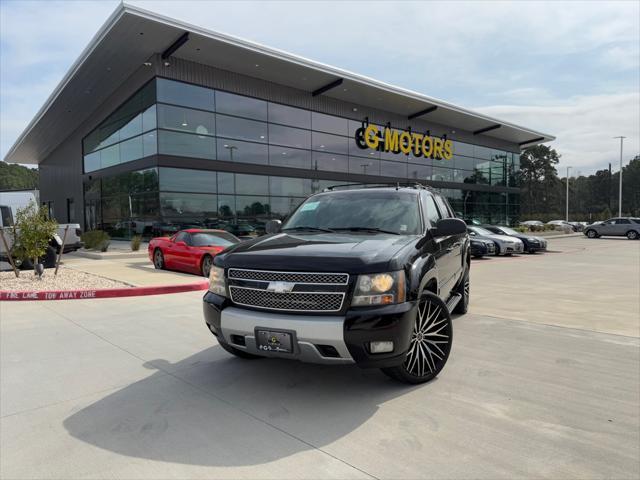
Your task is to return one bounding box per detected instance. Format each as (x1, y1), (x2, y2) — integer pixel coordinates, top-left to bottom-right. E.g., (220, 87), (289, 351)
(282, 226), (335, 233)
(329, 227), (400, 235)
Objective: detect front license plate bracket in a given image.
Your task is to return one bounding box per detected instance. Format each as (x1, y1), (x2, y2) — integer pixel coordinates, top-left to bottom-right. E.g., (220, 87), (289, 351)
(255, 328), (296, 354)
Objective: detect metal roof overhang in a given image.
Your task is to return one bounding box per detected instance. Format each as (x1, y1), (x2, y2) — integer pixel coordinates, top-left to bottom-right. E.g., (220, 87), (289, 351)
(4, 3), (554, 165)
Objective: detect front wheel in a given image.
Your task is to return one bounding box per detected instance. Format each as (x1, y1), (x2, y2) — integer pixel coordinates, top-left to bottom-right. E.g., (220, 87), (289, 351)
(201, 255), (214, 277)
(626, 230), (639, 240)
(381, 292), (452, 384)
(586, 229), (598, 239)
(153, 249), (165, 269)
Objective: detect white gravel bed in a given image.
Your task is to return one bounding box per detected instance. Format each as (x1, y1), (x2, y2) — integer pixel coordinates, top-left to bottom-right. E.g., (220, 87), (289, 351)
(0, 267), (130, 291)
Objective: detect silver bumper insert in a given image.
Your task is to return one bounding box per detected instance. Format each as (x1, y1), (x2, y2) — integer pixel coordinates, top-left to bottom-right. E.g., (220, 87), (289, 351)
(220, 307), (354, 364)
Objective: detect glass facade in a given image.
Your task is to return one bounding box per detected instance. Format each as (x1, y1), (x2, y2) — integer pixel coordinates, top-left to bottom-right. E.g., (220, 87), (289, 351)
(83, 78), (521, 237)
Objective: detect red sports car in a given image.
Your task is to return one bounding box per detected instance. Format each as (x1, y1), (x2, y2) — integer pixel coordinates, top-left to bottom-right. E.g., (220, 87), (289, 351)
(148, 229), (240, 277)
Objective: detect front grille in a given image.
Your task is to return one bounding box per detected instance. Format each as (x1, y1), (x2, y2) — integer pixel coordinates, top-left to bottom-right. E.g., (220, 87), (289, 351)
(487, 243), (495, 252)
(229, 287), (344, 312)
(228, 269), (348, 285)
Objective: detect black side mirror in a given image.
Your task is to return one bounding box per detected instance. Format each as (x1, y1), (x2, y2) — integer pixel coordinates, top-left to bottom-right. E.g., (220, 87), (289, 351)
(432, 218), (467, 237)
(265, 219), (282, 234)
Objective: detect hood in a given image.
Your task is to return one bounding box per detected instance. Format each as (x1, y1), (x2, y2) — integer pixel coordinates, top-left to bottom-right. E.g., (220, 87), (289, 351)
(215, 232), (418, 273)
(475, 233), (521, 244)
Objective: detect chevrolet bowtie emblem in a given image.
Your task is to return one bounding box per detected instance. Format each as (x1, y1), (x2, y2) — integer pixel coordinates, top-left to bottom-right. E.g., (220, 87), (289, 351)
(266, 281), (295, 293)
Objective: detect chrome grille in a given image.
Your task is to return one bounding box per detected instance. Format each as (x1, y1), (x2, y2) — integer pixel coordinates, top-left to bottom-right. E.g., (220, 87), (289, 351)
(228, 269), (348, 285)
(229, 287), (344, 312)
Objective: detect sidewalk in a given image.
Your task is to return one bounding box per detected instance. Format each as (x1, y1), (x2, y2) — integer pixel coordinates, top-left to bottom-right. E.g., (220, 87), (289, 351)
(61, 254), (201, 287)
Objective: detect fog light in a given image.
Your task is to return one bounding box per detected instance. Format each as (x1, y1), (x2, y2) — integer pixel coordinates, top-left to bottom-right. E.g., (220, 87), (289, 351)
(370, 341), (394, 354)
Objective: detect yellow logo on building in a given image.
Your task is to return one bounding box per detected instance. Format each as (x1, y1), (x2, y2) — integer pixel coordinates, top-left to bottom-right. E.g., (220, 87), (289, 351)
(354, 123), (453, 160)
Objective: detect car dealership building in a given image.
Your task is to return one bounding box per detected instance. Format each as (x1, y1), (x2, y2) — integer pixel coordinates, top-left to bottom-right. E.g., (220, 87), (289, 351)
(4, 4), (554, 238)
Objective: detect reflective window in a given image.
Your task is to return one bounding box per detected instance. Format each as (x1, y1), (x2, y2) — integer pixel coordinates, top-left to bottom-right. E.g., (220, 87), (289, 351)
(269, 177), (312, 197)
(268, 103), (311, 128)
(215, 91), (267, 121)
(408, 163), (432, 181)
(432, 166), (454, 182)
(157, 78), (215, 111)
(158, 130), (216, 159)
(270, 197), (304, 219)
(474, 145), (492, 160)
(348, 156), (379, 176)
(269, 146), (311, 169)
(119, 135), (143, 163)
(160, 168), (217, 193)
(217, 172), (235, 194)
(453, 141), (474, 157)
(380, 160), (407, 179)
(454, 155), (476, 171)
(312, 112), (349, 135)
(349, 136), (380, 159)
(217, 140), (268, 165)
(143, 131), (157, 157)
(157, 104), (215, 136)
(423, 194), (442, 225)
(160, 193), (217, 219)
(217, 195), (235, 217)
(269, 124), (311, 149)
(313, 152), (349, 173)
(236, 174), (269, 195)
(84, 151), (101, 173)
(216, 114), (268, 143)
(100, 144), (120, 169)
(312, 132), (348, 155)
(236, 195), (270, 217)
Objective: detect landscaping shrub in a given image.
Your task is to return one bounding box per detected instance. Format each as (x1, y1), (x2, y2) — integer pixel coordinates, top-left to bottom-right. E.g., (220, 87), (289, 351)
(131, 235), (142, 251)
(13, 201), (58, 271)
(81, 230), (110, 250)
(515, 226), (528, 233)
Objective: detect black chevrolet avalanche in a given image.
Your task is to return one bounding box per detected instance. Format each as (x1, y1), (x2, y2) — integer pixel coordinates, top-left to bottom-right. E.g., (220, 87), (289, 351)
(203, 185), (470, 384)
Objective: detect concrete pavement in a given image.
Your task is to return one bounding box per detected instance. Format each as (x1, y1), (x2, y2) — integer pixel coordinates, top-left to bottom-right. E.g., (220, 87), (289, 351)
(1, 237), (639, 479)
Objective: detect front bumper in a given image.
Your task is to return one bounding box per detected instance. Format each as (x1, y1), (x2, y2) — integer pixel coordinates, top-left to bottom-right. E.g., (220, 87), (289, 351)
(203, 292), (416, 368)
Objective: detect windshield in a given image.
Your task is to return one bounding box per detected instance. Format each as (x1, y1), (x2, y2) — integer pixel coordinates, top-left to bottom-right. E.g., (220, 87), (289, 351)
(283, 191), (422, 235)
(191, 232), (237, 247)
(469, 226), (493, 235)
(498, 227), (518, 235)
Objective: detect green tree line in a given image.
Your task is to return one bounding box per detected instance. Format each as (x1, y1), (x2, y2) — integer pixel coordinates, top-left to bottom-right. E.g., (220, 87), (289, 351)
(0, 162), (39, 190)
(518, 146), (640, 222)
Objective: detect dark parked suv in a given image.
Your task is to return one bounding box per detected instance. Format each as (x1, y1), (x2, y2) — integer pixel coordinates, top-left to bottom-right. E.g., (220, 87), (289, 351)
(203, 185), (470, 384)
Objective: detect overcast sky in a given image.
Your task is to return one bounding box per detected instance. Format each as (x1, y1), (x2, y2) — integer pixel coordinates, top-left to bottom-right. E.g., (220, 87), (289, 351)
(1, 0), (638, 175)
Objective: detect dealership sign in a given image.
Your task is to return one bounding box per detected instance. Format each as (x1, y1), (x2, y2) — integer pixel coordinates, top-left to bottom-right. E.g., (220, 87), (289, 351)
(354, 122), (453, 160)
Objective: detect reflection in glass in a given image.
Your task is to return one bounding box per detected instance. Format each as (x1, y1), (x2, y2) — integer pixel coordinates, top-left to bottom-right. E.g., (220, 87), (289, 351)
(236, 195), (270, 217)
(157, 78), (215, 111)
(380, 160), (407, 179)
(408, 163), (432, 181)
(217, 140), (268, 165)
(269, 124), (311, 149)
(268, 103), (311, 128)
(312, 111), (349, 135)
(119, 135), (143, 163)
(312, 152), (348, 173)
(269, 146), (311, 169)
(216, 114), (268, 143)
(216, 91), (267, 121)
(158, 130), (215, 159)
(160, 193), (217, 219)
(157, 104), (215, 136)
(348, 156), (379, 175)
(235, 174), (269, 195)
(312, 132), (348, 154)
(160, 167), (216, 193)
(217, 172), (235, 194)
(269, 177), (312, 197)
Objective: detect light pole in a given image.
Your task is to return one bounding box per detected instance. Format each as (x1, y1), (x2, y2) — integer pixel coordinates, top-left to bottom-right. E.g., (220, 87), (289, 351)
(224, 144), (238, 162)
(565, 166), (571, 222)
(613, 136), (625, 217)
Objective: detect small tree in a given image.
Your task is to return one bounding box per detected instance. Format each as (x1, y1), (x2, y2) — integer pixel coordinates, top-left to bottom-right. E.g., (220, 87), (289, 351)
(14, 201), (58, 273)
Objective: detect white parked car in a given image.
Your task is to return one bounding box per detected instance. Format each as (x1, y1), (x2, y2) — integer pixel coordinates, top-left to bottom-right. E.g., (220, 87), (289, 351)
(467, 226), (524, 255)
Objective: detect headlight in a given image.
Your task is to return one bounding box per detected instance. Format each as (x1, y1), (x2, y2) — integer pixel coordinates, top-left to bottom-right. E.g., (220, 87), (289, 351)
(528, 237), (537, 242)
(352, 271), (406, 306)
(208, 266), (227, 297)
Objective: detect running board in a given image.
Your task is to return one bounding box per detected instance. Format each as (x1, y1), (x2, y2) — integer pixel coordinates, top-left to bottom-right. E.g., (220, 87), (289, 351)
(446, 293), (462, 313)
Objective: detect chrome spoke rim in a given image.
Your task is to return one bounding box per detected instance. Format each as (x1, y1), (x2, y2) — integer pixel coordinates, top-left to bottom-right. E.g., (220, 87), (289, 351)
(404, 299), (450, 377)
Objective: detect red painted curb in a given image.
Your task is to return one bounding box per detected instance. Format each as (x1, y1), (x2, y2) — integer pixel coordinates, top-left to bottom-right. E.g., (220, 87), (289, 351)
(0, 280), (209, 301)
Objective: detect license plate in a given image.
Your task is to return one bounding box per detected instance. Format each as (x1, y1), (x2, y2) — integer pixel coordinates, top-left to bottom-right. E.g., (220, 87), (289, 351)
(255, 329), (294, 354)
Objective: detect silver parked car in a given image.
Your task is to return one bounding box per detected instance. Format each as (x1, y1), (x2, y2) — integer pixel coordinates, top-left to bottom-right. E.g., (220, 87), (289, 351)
(467, 226), (524, 255)
(584, 218), (640, 240)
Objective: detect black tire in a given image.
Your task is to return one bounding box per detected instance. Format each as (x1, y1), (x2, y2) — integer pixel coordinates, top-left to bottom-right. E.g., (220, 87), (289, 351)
(586, 229), (598, 239)
(18, 257), (33, 270)
(201, 255), (214, 277)
(153, 248), (165, 269)
(626, 230), (639, 240)
(381, 292), (452, 384)
(453, 266), (469, 315)
(42, 246), (57, 268)
(472, 254), (483, 259)
(218, 339), (263, 359)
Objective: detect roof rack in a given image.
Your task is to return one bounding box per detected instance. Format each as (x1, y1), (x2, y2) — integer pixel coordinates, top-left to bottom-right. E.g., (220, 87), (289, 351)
(322, 182), (436, 192)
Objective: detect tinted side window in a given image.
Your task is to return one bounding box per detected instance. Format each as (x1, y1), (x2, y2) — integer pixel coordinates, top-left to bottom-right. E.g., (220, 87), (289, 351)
(434, 194), (452, 219)
(174, 232), (190, 244)
(615, 219), (630, 224)
(423, 193), (442, 227)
